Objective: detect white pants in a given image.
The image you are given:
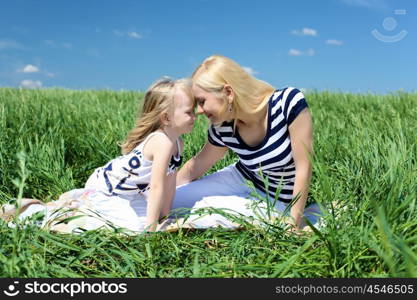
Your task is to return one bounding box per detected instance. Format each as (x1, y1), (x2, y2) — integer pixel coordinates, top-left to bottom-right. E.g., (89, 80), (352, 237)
(172, 164), (324, 229)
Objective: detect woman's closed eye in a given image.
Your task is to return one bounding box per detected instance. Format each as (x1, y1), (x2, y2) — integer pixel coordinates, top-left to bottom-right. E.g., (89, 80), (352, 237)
(196, 98), (205, 106)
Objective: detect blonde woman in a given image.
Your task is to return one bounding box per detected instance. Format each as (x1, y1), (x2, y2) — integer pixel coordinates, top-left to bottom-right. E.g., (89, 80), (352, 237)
(1, 78), (196, 233)
(173, 55), (322, 231)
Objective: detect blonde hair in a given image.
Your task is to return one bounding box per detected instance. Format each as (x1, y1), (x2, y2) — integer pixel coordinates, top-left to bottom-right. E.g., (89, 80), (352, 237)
(120, 77), (193, 154)
(192, 55), (275, 122)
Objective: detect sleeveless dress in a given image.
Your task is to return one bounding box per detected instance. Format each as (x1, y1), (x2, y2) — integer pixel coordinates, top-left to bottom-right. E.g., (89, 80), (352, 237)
(16, 132), (182, 234)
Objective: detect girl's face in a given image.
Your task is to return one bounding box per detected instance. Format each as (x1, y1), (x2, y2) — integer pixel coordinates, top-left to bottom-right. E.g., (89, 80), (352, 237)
(170, 89), (196, 135)
(192, 84), (228, 125)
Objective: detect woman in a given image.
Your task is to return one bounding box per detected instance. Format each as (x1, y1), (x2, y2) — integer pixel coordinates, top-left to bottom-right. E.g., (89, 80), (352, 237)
(172, 55), (321, 231)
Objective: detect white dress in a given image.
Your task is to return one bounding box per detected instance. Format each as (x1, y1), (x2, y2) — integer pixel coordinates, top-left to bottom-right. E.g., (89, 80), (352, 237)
(17, 132), (181, 234)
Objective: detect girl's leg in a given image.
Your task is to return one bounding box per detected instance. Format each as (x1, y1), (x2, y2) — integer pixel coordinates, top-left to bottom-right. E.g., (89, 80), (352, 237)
(0, 198), (45, 222)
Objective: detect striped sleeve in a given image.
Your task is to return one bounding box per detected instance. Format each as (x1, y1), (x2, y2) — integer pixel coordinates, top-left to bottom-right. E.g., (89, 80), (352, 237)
(283, 88), (309, 125)
(207, 125), (226, 147)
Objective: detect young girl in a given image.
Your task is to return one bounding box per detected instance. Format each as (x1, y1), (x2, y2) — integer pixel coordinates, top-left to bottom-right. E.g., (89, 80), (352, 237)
(1, 78), (196, 233)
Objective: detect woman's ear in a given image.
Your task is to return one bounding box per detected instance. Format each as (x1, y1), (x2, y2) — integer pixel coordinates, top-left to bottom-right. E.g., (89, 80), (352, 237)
(223, 84), (235, 104)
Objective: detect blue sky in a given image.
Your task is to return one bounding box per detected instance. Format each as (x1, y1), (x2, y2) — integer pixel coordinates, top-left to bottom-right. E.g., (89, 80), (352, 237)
(0, 0), (416, 93)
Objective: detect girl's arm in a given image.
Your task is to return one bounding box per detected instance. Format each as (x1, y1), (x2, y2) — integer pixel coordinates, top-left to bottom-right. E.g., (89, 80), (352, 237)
(160, 171), (176, 219)
(288, 108), (314, 230)
(144, 134), (176, 231)
(176, 141), (228, 186)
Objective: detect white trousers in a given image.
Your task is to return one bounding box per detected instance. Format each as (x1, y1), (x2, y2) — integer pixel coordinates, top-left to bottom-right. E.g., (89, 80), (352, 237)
(172, 164), (324, 229)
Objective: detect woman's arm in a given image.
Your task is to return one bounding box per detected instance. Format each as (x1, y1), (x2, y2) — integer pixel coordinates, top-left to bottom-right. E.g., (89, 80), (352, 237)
(176, 142), (228, 186)
(288, 108), (314, 230)
(144, 134), (176, 231)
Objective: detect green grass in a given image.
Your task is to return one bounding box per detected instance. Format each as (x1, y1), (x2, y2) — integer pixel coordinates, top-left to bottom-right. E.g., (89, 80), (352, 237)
(0, 87), (416, 277)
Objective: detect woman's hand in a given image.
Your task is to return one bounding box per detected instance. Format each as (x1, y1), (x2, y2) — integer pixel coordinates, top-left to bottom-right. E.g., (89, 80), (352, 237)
(288, 108), (313, 231)
(176, 141), (227, 186)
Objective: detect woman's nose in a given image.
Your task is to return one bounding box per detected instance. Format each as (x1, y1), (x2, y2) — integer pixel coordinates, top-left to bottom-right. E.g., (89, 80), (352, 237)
(196, 105), (204, 115)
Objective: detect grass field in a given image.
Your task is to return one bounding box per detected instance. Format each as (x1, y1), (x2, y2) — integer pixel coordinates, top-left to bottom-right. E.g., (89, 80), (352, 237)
(0, 88), (416, 277)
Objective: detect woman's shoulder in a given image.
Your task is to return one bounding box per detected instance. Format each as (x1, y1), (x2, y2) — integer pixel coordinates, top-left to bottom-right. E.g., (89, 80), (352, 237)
(270, 87), (306, 110)
(272, 87), (304, 99)
(276, 87), (308, 124)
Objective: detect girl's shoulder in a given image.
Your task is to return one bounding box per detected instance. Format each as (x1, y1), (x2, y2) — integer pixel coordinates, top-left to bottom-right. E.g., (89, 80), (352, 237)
(142, 132), (176, 161)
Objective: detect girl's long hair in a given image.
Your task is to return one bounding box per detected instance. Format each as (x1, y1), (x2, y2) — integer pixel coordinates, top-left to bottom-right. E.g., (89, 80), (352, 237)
(192, 55), (275, 123)
(120, 77), (192, 154)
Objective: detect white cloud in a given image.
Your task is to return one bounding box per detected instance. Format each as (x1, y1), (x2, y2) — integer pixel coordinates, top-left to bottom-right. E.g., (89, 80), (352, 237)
(44, 40), (72, 49)
(242, 66), (259, 76)
(17, 64), (55, 77)
(44, 40), (56, 47)
(61, 43), (72, 49)
(20, 80), (42, 89)
(306, 48), (315, 56)
(113, 30), (124, 37)
(0, 39), (23, 50)
(21, 64), (39, 73)
(11, 26), (28, 34)
(289, 48), (315, 56)
(291, 28), (317, 37)
(326, 39), (343, 46)
(86, 48), (100, 57)
(127, 32), (142, 39)
(289, 49), (302, 56)
(341, 0), (380, 7)
(340, 0), (388, 10)
(114, 30), (143, 39)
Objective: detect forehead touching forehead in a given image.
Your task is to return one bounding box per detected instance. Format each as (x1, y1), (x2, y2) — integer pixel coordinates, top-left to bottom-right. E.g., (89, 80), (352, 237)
(193, 83), (223, 104)
(173, 86), (195, 109)
(192, 83), (210, 99)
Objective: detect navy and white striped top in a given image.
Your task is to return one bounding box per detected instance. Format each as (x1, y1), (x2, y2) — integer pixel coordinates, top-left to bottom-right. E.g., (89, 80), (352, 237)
(207, 87), (308, 203)
(85, 132), (182, 198)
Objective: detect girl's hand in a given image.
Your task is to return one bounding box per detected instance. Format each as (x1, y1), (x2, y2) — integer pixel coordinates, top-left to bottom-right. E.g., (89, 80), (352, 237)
(144, 133), (176, 231)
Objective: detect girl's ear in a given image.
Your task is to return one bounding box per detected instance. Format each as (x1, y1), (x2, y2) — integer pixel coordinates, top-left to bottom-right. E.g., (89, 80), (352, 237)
(223, 84), (235, 104)
(161, 111), (171, 126)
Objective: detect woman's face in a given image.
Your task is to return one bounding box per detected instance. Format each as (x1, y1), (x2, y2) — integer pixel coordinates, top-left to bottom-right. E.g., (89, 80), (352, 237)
(192, 84), (227, 125)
